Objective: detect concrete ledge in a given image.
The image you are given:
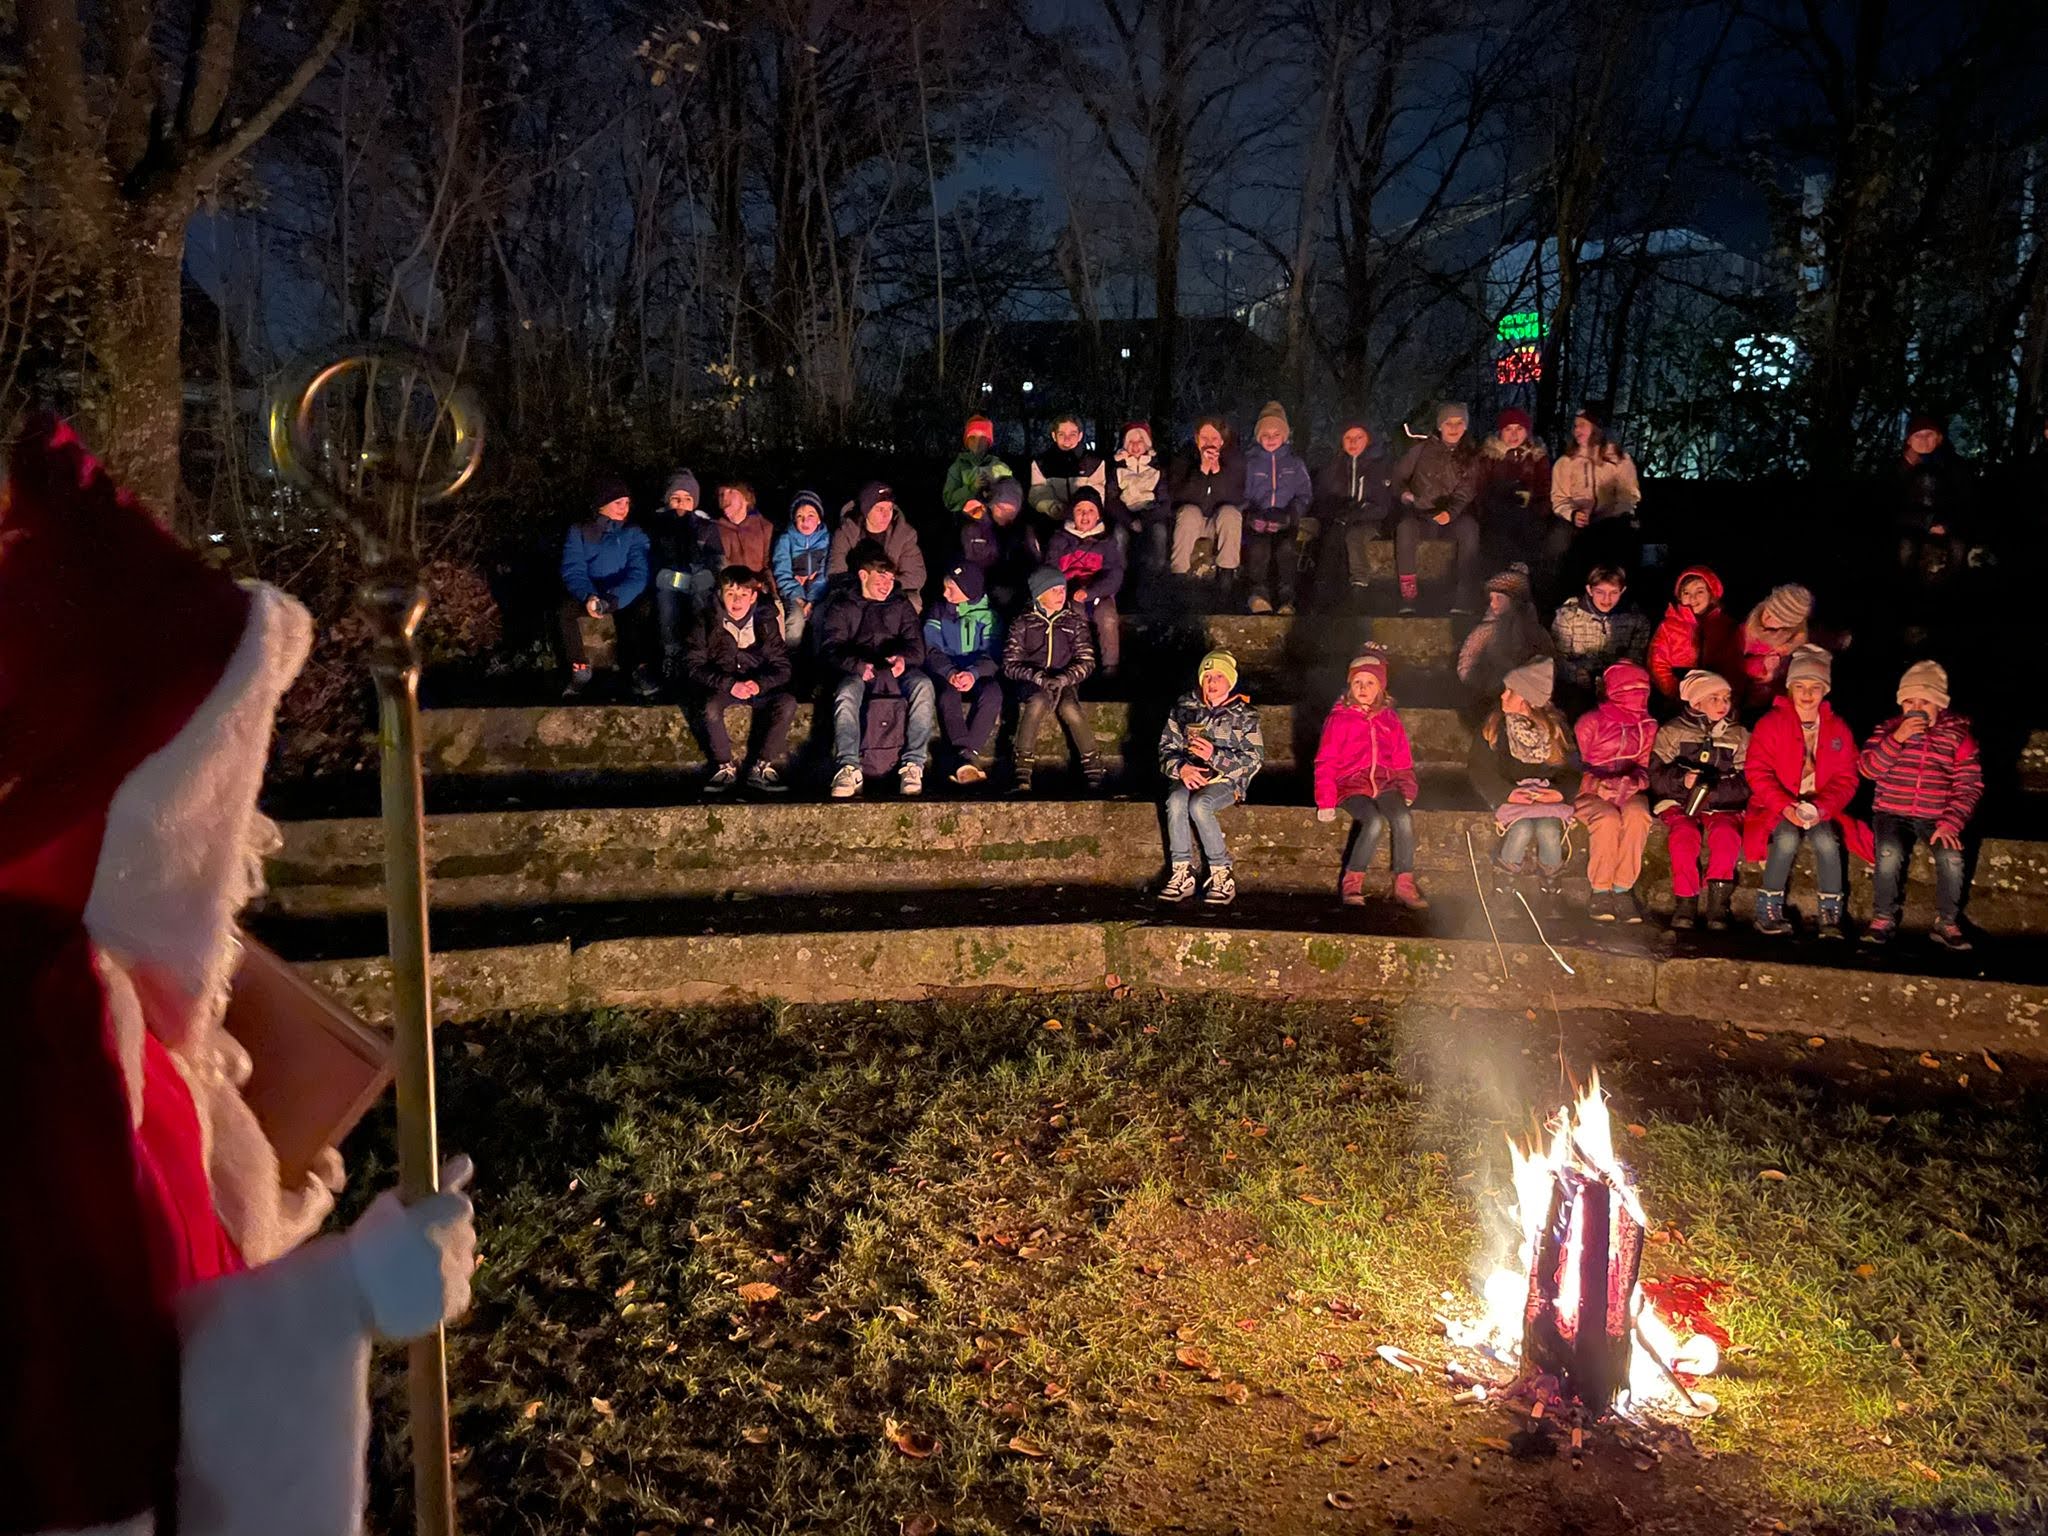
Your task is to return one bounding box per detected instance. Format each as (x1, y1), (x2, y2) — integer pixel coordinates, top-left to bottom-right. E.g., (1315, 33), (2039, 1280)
(297, 942), (574, 1026)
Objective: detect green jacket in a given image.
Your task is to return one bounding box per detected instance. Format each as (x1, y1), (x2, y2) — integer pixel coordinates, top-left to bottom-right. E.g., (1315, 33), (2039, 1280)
(1159, 691), (1264, 801)
(943, 450), (1016, 515)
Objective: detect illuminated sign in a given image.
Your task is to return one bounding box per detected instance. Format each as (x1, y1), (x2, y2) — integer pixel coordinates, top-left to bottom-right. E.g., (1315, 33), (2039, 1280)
(1496, 311), (1543, 344)
(1496, 346), (1542, 384)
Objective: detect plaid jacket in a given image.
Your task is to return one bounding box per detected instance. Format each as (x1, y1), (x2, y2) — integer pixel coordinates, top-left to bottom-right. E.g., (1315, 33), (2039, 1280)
(1551, 599), (1652, 697)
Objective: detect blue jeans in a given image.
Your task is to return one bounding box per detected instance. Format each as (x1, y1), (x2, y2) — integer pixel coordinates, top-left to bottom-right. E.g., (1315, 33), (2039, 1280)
(1496, 814), (1567, 875)
(831, 671), (936, 770)
(1762, 818), (1844, 897)
(1873, 813), (1965, 922)
(1342, 790), (1415, 874)
(1166, 781), (1239, 869)
(655, 569), (715, 656)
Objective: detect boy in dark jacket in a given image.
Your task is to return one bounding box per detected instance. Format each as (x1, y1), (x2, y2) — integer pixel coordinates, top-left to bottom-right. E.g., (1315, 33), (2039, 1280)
(1551, 565), (1653, 712)
(771, 492), (831, 649)
(973, 478), (1043, 616)
(1649, 670), (1749, 930)
(1392, 401), (1482, 613)
(1858, 660), (1982, 950)
(1155, 650), (1265, 907)
(1168, 417), (1245, 603)
(923, 562), (1004, 785)
(1240, 400), (1313, 614)
(1310, 421), (1391, 607)
(649, 469), (714, 668)
(1469, 656), (1579, 897)
(560, 475), (659, 699)
(1044, 487), (1125, 674)
(818, 543), (935, 798)
(1002, 567), (1102, 794)
(686, 567), (797, 793)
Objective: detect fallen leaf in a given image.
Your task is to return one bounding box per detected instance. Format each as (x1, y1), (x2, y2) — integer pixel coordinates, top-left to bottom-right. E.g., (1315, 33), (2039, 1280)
(590, 1396), (614, 1417)
(737, 1282), (782, 1304)
(804, 1307), (831, 1323)
(1982, 1050), (2003, 1074)
(1215, 1382), (1250, 1406)
(642, 1192), (657, 1206)
(741, 1425), (772, 1444)
(1805, 1036), (1826, 1048)
(886, 1421), (939, 1459)
(1305, 1418), (1341, 1446)
(1743, 1030), (1767, 1042)
(991, 1399), (1028, 1423)
(521, 1400), (542, 1420)
(1234, 1318), (1260, 1332)
(577, 1447), (595, 1469)
(1918, 1052), (1942, 1069)
(1327, 1491), (1358, 1510)
(1478, 1436), (1512, 1453)
(1957, 1073), (1970, 1089)
(1104, 973), (1121, 990)
(1299, 1194), (1330, 1207)
(901, 1517), (939, 1536)
(1007, 1435), (1049, 1458)
(1625, 1123), (1648, 1138)
(1854, 1263), (1877, 1277)
(1042, 1381), (1067, 1401)
(1758, 1169), (1787, 1182)
(880, 1303), (920, 1324)
(1175, 1345), (1215, 1371)
(614, 1279), (636, 1298)
(1309, 1351), (1345, 1372)
(1043, 1018), (1063, 1031)
(1910, 1460), (1943, 1483)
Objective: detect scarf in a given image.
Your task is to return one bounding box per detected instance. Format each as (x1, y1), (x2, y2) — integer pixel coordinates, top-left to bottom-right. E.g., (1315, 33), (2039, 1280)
(1503, 710), (1552, 764)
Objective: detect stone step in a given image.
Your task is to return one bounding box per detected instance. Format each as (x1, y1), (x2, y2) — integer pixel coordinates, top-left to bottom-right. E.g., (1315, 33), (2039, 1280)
(417, 700), (1475, 779)
(264, 799), (2047, 936)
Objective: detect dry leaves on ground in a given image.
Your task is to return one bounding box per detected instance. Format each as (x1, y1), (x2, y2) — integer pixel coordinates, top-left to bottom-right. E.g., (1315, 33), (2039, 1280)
(1175, 1345), (1215, 1371)
(737, 1281), (782, 1304)
(1007, 1435), (1049, 1458)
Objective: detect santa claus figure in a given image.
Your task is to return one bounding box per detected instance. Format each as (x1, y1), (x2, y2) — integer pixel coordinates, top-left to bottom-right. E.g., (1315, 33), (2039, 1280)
(0, 416), (476, 1535)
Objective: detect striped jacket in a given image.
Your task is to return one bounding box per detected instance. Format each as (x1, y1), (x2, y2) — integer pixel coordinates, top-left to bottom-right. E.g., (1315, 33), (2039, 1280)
(1857, 712), (1983, 838)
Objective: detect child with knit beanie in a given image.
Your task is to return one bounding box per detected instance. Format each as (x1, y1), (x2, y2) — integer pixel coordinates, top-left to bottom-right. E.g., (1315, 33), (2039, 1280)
(1573, 659), (1658, 921)
(1457, 562), (1553, 711)
(1649, 670), (1750, 930)
(1743, 644), (1871, 937)
(1857, 660), (1982, 950)
(1313, 644), (1427, 910)
(1738, 583), (1812, 712)
(1468, 655), (1579, 898)
(1157, 650), (1265, 907)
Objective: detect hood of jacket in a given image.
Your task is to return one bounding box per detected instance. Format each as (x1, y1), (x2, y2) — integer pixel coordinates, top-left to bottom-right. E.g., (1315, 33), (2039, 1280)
(1673, 564), (1724, 603)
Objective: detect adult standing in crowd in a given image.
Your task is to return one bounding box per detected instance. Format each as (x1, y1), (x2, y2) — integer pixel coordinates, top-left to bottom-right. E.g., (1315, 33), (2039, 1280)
(829, 481), (928, 611)
(1169, 416), (1246, 608)
(1391, 401), (1482, 614)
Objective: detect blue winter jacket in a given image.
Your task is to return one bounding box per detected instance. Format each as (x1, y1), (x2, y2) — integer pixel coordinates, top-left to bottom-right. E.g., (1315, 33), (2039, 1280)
(562, 518), (652, 608)
(923, 597), (1002, 682)
(1242, 444), (1313, 532)
(773, 521), (832, 609)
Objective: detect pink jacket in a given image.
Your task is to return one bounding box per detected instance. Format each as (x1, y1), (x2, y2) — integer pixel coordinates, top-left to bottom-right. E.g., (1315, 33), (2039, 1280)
(1573, 660), (1657, 805)
(1314, 698), (1419, 808)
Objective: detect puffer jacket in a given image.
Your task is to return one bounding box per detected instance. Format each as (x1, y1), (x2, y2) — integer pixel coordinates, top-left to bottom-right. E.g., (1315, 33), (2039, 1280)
(684, 601), (791, 695)
(817, 589), (924, 678)
(1549, 443), (1641, 522)
(923, 597), (1002, 682)
(1742, 696), (1875, 864)
(1242, 443), (1314, 532)
(561, 517), (651, 608)
(1002, 605), (1095, 695)
(1551, 598), (1653, 698)
(1468, 707), (1578, 805)
(1111, 448), (1165, 523)
(1313, 698), (1418, 808)
(1858, 711), (1983, 838)
(772, 516), (831, 610)
(1647, 566), (1743, 699)
(1478, 435), (1552, 521)
(1312, 448), (1393, 526)
(828, 513), (928, 600)
(1573, 661), (1657, 805)
(1737, 606), (1807, 709)
(1045, 519), (1126, 602)
(1392, 435), (1479, 518)
(1160, 691), (1265, 801)
(1648, 711), (1751, 814)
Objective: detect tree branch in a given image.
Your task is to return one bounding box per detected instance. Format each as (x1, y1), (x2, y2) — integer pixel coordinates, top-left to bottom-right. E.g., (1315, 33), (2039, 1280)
(176, 0), (363, 206)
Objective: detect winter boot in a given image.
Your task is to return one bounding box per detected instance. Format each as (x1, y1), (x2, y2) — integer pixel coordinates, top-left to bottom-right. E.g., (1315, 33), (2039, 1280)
(1340, 870), (1367, 907)
(1617, 886), (1646, 924)
(1589, 890), (1617, 922)
(1158, 863), (1198, 904)
(1081, 754), (1108, 792)
(1815, 892), (1846, 939)
(1670, 894), (1699, 931)
(1392, 872), (1430, 911)
(562, 663), (593, 699)
(1753, 888), (1791, 937)
(1009, 761), (1035, 797)
(1703, 879), (1734, 931)
(1397, 573), (1420, 614)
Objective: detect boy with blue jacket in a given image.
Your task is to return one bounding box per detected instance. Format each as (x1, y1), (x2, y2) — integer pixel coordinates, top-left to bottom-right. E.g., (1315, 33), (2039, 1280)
(923, 561), (1005, 785)
(1241, 401), (1312, 614)
(560, 475), (658, 698)
(772, 491), (832, 648)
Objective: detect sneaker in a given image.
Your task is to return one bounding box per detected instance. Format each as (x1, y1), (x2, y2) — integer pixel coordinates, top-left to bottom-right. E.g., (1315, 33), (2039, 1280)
(1248, 594), (1274, 615)
(747, 761), (789, 793)
(899, 761), (925, 797)
(1617, 887), (1646, 924)
(1929, 919), (1974, 952)
(1158, 863), (1198, 904)
(1391, 872), (1430, 911)
(1202, 867), (1237, 906)
(562, 665), (593, 699)
(1277, 601), (1296, 616)
(1670, 895), (1699, 931)
(1082, 757), (1109, 792)
(952, 761), (988, 786)
(1340, 870), (1366, 907)
(1860, 915), (1897, 947)
(830, 764), (864, 799)
(630, 668), (663, 700)
(1588, 891), (1617, 922)
(705, 761), (740, 794)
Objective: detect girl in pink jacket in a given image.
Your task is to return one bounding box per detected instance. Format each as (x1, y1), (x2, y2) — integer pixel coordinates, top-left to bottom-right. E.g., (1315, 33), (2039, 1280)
(1314, 644), (1427, 909)
(1573, 659), (1658, 921)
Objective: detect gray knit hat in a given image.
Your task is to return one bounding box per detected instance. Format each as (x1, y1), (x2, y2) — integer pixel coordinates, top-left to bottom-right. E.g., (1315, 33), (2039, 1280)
(1503, 656), (1555, 709)
(1785, 644), (1833, 692)
(1437, 401), (1470, 429)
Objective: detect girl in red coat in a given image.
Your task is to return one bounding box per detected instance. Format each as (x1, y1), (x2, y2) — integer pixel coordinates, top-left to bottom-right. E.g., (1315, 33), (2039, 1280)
(1314, 644), (1426, 909)
(1573, 659), (1658, 921)
(1647, 566), (1742, 702)
(1743, 645), (1872, 937)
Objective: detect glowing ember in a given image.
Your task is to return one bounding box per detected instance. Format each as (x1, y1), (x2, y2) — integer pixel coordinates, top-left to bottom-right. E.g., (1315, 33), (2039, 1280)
(1447, 1071), (1722, 1415)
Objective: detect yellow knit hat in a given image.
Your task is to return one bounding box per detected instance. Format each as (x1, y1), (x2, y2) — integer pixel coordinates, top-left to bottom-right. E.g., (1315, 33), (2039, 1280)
(1197, 650), (1239, 690)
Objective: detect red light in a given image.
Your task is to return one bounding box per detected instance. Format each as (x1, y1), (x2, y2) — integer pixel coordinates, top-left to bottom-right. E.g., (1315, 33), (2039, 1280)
(1496, 346), (1542, 385)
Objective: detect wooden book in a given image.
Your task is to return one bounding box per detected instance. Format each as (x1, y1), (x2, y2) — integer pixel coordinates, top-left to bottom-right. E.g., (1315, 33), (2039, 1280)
(222, 933), (395, 1185)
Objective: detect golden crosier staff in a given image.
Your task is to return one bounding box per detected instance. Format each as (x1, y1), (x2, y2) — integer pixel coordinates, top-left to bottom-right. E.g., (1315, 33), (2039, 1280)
(269, 343), (484, 1536)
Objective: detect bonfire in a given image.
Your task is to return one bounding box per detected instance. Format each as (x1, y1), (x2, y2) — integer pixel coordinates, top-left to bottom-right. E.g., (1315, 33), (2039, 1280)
(1442, 1071), (1725, 1420)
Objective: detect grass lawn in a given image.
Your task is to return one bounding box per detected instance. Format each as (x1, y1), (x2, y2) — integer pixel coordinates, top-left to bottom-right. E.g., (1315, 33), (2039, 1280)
(350, 994), (2048, 1536)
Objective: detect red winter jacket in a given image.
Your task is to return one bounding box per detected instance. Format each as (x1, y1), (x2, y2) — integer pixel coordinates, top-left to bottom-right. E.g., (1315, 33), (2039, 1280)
(1573, 660), (1657, 805)
(1742, 696), (1875, 864)
(1647, 566), (1743, 699)
(1858, 711), (1983, 838)
(1314, 698), (1419, 808)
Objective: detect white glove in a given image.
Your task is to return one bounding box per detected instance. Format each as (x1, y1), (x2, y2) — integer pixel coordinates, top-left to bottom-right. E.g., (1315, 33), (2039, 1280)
(1316, 807), (1336, 823)
(344, 1154), (477, 1341)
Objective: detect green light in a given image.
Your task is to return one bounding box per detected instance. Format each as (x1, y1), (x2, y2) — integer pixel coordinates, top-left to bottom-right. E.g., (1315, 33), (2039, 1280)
(1496, 311), (1543, 343)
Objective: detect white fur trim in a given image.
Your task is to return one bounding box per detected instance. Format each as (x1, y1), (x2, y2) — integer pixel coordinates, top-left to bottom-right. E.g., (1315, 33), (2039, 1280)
(42, 1518), (155, 1536)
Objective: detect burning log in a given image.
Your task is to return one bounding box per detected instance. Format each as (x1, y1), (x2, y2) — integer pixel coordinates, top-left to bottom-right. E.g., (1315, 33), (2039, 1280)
(1520, 1163), (1645, 1413)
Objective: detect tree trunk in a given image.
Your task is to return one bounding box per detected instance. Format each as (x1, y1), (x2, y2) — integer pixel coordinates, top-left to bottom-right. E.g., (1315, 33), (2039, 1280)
(1151, 155), (1182, 440)
(89, 221), (188, 527)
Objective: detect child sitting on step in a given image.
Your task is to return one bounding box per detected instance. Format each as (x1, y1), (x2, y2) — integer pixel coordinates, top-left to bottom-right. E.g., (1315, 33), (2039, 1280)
(1550, 564), (1652, 714)
(1573, 659), (1658, 923)
(1468, 656), (1578, 900)
(1156, 651), (1265, 908)
(1743, 645), (1870, 938)
(685, 566), (797, 793)
(1737, 583), (1811, 713)
(1313, 644), (1427, 910)
(1648, 670), (1749, 930)
(1858, 660), (1982, 951)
